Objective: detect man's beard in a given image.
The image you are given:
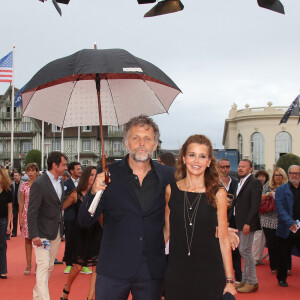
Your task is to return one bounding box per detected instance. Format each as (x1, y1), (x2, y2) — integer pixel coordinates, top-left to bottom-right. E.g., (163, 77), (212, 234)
(290, 178), (300, 186)
(130, 147), (153, 162)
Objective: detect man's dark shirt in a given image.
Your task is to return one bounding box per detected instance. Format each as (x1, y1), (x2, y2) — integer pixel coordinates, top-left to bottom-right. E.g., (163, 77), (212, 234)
(125, 156), (159, 214)
(289, 181), (300, 220)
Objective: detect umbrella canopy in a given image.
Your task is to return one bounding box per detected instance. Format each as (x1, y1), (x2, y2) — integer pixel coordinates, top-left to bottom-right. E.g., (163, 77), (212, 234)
(22, 48), (181, 128)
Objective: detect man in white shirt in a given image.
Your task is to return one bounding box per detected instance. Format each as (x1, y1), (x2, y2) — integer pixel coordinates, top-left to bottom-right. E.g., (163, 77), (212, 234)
(229, 159), (262, 293)
(28, 151), (67, 300)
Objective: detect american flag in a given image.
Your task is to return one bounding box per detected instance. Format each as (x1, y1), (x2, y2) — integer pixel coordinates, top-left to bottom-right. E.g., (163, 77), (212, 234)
(0, 52), (13, 83)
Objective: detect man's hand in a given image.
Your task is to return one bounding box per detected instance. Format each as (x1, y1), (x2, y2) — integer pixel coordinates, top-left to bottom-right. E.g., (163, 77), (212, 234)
(32, 237), (42, 247)
(243, 224), (250, 235)
(91, 172), (110, 195)
(228, 227), (239, 250)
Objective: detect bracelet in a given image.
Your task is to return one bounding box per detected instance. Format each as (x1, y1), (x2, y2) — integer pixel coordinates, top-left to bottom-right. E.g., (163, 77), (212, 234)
(226, 279), (235, 284)
(226, 276), (235, 280)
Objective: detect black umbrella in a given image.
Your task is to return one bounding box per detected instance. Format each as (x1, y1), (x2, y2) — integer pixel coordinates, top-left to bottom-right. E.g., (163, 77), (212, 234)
(22, 48), (181, 173)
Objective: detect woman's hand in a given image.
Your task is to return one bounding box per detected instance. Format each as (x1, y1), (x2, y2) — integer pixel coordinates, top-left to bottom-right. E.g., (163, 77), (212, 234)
(223, 283), (237, 296)
(19, 217), (23, 228)
(6, 224), (11, 235)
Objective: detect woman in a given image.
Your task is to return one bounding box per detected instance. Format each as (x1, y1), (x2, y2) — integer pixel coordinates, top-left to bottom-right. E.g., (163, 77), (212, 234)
(253, 170), (269, 266)
(164, 135), (236, 300)
(61, 166), (103, 300)
(0, 169), (12, 279)
(19, 163), (39, 275)
(261, 167), (288, 274)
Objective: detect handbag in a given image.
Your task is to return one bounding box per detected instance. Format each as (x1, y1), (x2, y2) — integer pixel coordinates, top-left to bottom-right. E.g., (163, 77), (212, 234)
(259, 195), (276, 214)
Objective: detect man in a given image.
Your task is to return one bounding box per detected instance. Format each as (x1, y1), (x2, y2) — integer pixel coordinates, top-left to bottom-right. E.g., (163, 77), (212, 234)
(275, 164), (300, 287)
(63, 162), (91, 274)
(229, 159), (262, 293)
(28, 151), (67, 300)
(218, 159), (242, 283)
(78, 115), (174, 300)
(11, 170), (24, 237)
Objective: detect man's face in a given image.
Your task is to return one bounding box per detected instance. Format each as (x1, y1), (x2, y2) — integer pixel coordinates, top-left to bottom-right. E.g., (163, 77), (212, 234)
(13, 172), (21, 183)
(125, 125), (158, 163)
(71, 165), (82, 179)
(238, 161), (252, 178)
(288, 166), (300, 187)
(53, 157), (68, 177)
(218, 160), (231, 177)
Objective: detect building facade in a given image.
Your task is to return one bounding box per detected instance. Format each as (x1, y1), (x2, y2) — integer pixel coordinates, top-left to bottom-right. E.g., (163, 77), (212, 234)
(1, 86), (162, 170)
(222, 102), (300, 173)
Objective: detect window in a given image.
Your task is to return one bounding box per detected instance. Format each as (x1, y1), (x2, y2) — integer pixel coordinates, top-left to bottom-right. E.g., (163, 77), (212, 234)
(0, 142), (3, 153)
(53, 140), (61, 151)
(251, 132), (265, 169)
(21, 142), (32, 153)
(111, 126), (121, 132)
(113, 141), (121, 154)
(82, 126), (92, 132)
(22, 122), (31, 132)
(275, 131), (292, 162)
(82, 160), (89, 167)
(83, 140), (91, 152)
(238, 134), (243, 160)
(52, 125), (61, 132)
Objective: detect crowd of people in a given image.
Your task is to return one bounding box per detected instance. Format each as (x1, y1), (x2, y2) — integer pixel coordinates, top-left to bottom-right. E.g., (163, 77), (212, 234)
(0, 114), (299, 300)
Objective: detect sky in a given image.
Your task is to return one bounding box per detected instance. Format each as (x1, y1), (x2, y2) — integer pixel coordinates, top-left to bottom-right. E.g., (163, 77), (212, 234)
(1, 0), (300, 149)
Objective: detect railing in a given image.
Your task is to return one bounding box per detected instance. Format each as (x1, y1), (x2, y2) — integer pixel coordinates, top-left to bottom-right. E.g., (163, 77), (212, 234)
(106, 130), (123, 137)
(1, 112), (21, 119)
(0, 151), (28, 159)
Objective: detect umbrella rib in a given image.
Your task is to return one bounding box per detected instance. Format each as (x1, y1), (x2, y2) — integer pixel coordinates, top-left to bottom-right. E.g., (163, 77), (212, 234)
(61, 76), (82, 128)
(103, 74), (120, 126)
(141, 75), (169, 113)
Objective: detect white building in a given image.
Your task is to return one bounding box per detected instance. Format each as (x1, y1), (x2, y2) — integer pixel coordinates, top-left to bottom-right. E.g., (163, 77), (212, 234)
(222, 102), (300, 173)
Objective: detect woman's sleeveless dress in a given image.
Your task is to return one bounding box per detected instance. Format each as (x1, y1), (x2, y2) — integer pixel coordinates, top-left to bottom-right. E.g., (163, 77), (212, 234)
(165, 183), (225, 300)
(70, 192), (103, 266)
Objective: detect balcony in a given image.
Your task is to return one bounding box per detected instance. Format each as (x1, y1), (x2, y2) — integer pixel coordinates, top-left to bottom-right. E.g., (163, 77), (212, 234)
(0, 151), (28, 160)
(1, 112), (21, 119)
(107, 130), (123, 138)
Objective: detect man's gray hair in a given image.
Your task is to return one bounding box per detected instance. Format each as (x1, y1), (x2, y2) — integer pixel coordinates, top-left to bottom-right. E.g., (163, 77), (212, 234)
(123, 114), (160, 142)
(287, 164), (300, 174)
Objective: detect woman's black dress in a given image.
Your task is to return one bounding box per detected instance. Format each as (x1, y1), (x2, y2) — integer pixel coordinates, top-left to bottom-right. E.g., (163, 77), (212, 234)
(165, 183), (225, 300)
(70, 192), (103, 266)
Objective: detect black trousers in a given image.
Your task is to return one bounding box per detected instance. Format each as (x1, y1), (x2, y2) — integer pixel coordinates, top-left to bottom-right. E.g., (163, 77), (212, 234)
(232, 247), (242, 282)
(12, 203), (19, 236)
(96, 259), (163, 300)
(277, 231), (300, 281)
(63, 219), (75, 266)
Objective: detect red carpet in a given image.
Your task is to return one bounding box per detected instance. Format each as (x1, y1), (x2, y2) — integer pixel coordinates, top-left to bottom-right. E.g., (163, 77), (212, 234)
(1, 233), (300, 299)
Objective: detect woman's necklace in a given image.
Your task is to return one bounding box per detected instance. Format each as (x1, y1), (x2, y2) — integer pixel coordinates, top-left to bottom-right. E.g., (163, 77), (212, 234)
(183, 191), (202, 256)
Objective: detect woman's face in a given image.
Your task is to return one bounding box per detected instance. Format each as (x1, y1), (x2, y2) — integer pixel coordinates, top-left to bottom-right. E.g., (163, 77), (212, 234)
(27, 168), (39, 180)
(88, 169), (97, 186)
(183, 143), (211, 177)
(257, 174), (267, 185)
(273, 170), (283, 186)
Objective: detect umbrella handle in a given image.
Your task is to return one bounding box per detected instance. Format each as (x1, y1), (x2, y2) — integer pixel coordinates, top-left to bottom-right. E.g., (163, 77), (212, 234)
(104, 166), (109, 185)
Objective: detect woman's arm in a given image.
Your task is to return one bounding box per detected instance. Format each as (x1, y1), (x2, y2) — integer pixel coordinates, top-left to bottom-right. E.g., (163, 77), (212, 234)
(216, 188), (236, 296)
(7, 202), (12, 235)
(19, 191), (25, 228)
(164, 184), (171, 244)
(62, 191), (77, 210)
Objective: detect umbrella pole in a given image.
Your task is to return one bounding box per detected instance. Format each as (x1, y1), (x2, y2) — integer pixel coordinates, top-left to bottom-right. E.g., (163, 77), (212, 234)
(96, 74), (109, 183)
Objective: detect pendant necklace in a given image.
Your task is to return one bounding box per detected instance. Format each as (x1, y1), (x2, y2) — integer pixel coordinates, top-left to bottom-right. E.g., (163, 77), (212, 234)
(183, 191), (202, 256)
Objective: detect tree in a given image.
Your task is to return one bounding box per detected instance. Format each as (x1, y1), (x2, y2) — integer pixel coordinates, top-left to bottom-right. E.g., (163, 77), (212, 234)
(276, 153), (300, 174)
(25, 150), (42, 170)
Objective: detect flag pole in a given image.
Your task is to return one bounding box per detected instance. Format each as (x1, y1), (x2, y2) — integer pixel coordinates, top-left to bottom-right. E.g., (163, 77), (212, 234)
(41, 121), (45, 171)
(77, 126), (80, 162)
(10, 46), (16, 172)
